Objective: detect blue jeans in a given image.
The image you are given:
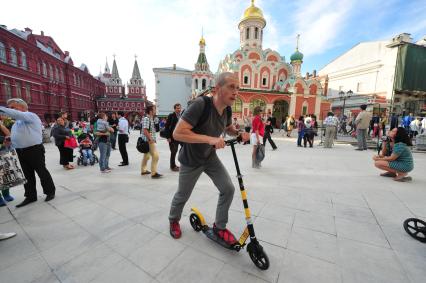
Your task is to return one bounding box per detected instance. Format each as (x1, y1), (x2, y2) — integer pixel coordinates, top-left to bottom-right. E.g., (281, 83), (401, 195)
(297, 130), (305, 146)
(82, 149), (93, 165)
(98, 142), (111, 171)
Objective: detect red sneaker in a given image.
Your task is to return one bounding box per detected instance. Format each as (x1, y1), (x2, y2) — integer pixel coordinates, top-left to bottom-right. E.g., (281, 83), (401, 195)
(170, 221), (182, 239)
(213, 223), (237, 245)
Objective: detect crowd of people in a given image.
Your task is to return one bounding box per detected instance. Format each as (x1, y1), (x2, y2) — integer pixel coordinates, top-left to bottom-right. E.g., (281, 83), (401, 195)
(0, 76), (420, 242)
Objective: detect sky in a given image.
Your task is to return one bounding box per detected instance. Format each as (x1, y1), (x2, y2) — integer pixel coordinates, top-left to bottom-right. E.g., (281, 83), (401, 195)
(2, 0), (426, 100)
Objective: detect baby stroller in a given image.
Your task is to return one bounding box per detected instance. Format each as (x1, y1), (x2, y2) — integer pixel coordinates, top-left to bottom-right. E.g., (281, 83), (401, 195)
(77, 133), (99, 166)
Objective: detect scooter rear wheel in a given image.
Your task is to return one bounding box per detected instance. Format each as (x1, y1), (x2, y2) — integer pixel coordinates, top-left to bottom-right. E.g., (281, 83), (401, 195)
(403, 218), (426, 243)
(189, 213), (202, 232)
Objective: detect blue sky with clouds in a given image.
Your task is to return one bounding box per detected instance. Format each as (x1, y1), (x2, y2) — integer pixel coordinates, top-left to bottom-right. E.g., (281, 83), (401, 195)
(2, 0), (426, 98)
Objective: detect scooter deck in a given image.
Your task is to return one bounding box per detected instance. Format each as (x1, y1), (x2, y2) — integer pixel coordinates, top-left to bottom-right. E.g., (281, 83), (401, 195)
(202, 227), (236, 250)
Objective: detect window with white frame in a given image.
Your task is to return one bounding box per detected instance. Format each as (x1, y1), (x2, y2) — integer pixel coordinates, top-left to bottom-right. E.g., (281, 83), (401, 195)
(246, 27), (250, 40)
(42, 62), (47, 77)
(195, 79), (198, 90)
(4, 80), (11, 100)
(25, 83), (31, 103)
(16, 81), (21, 98)
(202, 79), (206, 90)
(10, 47), (17, 66)
(20, 50), (27, 69)
(60, 69), (64, 82)
(55, 67), (59, 81)
(262, 72), (268, 87)
(0, 41), (6, 63)
(49, 64), (53, 80)
(255, 27), (259, 39)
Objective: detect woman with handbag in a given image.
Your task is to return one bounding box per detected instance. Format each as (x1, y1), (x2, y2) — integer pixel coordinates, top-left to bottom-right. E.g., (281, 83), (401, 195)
(140, 105), (163, 178)
(52, 117), (74, 170)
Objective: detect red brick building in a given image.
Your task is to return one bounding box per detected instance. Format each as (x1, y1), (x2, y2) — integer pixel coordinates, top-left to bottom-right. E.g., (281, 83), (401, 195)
(0, 25), (105, 122)
(96, 56), (150, 124)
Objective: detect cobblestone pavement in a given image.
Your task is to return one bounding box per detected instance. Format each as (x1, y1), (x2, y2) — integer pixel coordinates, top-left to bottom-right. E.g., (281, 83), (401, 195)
(1, 131), (425, 283)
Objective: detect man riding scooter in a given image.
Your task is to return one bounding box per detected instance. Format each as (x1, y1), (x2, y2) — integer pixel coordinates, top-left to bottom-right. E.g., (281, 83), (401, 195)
(168, 72), (250, 245)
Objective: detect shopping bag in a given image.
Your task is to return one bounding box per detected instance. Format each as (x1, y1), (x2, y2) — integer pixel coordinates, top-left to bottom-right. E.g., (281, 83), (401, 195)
(0, 149), (27, 190)
(64, 136), (78, 149)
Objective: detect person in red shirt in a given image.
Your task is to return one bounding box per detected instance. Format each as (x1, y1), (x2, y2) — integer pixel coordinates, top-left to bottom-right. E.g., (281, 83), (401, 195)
(251, 106), (265, 168)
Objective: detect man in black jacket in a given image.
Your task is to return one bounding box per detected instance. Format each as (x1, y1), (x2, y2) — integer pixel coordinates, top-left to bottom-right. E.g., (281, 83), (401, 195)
(165, 103), (182, 171)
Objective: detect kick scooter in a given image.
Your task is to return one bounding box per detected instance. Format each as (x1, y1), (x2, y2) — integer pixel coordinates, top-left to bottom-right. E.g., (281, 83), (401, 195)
(189, 137), (270, 270)
(403, 218), (426, 243)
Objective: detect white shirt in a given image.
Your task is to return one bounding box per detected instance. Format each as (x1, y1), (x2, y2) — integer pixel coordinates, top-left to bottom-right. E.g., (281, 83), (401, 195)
(118, 117), (129, 135)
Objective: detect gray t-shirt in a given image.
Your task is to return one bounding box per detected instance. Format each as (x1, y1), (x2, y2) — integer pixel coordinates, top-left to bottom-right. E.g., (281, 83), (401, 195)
(178, 96), (232, 167)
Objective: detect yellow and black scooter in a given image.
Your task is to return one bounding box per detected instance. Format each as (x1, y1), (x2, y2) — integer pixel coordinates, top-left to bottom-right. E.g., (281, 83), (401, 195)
(189, 137), (270, 270)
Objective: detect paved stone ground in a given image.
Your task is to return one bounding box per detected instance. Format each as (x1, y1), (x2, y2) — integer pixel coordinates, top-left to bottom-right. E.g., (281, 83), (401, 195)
(1, 131), (425, 283)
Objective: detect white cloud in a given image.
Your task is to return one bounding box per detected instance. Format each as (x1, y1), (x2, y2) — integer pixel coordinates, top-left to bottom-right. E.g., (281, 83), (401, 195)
(2, 0), (251, 100)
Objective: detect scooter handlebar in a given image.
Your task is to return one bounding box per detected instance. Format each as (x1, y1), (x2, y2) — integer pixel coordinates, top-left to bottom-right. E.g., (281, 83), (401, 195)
(225, 135), (242, 146)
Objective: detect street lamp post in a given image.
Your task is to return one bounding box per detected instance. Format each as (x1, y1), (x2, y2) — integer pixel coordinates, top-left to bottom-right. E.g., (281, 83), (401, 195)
(338, 90), (353, 134)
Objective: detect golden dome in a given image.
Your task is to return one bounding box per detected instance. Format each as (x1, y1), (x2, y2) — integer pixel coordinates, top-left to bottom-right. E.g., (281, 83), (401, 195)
(242, 0), (265, 23)
(199, 36), (206, 46)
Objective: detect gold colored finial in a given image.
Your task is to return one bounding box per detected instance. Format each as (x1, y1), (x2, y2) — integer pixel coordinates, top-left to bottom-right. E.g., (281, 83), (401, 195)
(251, 0), (255, 6)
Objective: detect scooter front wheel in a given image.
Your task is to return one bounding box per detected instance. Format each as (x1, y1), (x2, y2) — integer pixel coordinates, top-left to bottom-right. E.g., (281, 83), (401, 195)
(189, 213), (202, 232)
(403, 218), (426, 243)
(247, 242), (270, 270)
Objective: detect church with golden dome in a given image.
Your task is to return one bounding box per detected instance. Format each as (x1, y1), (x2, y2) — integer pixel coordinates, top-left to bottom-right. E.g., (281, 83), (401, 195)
(217, 0), (331, 123)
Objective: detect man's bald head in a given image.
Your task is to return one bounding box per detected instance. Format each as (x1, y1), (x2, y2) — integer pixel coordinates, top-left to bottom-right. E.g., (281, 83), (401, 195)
(216, 72), (238, 87)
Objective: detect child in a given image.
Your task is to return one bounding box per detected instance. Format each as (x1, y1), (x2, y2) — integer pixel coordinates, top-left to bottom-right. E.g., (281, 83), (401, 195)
(80, 135), (94, 165)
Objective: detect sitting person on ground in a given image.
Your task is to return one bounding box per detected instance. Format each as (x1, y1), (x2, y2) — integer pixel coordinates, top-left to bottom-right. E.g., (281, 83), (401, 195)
(373, 127), (414, 181)
(79, 134), (94, 166)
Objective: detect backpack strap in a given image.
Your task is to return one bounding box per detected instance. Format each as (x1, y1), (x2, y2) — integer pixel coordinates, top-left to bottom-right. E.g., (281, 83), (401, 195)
(193, 96), (212, 129)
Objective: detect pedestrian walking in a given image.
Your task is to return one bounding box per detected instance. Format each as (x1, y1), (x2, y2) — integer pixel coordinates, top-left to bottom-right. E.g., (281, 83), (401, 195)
(117, 112), (129, 166)
(0, 98), (56, 207)
(323, 112), (338, 148)
(354, 104), (372, 151)
(251, 106), (265, 168)
(286, 115), (295, 137)
(263, 117), (277, 150)
(140, 105), (162, 178)
(164, 103), (182, 172)
(303, 116), (314, 148)
(108, 112), (119, 150)
(297, 116), (305, 147)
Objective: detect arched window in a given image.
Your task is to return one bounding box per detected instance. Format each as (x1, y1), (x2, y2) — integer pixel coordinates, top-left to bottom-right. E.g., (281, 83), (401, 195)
(16, 81), (22, 98)
(49, 64), (53, 80)
(60, 69), (64, 82)
(42, 62), (47, 77)
(55, 67), (59, 81)
(249, 98), (266, 112)
(73, 73), (76, 85)
(0, 41), (6, 63)
(255, 27), (259, 39)
(20, 50), (27, 69)
(244, 76), (249, 84)
(195, 79), (198, 90)
(10, 47), (17, 66)
(136, 87), (139, 93)
(37, 62), (41, 74)
(3, 80), (11, 100)
(261, 72), (269, 87)
(232, 97), (243, 113)
(25, 83), (31, 103)
(202, 79), (206, 90)
(302, 101), (308, 115)
(246, 27), (250, 40)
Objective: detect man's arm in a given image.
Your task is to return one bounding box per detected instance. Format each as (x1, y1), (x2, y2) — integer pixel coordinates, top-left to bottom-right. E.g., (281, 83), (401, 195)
(0, 107), (34, 122)
(173, 119), (225, 148)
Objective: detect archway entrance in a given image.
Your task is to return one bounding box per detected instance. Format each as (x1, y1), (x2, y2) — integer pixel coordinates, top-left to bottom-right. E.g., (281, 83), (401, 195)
(272, 100), (289, 127)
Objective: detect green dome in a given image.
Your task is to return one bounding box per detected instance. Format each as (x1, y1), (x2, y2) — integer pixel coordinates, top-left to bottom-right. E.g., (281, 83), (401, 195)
(290, 49), (303, 62)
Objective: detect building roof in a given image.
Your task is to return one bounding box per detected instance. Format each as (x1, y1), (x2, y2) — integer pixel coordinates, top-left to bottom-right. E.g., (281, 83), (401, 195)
(111, 58), (120, 79)
(131, 59), (142, 79)
(241, 0), (266, 26)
